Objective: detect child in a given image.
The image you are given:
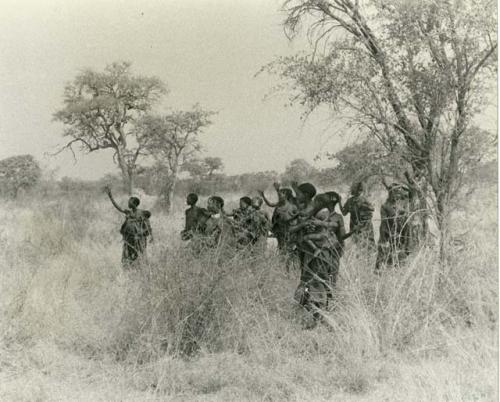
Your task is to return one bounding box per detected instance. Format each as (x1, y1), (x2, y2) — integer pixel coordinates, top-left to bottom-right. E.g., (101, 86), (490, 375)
(105, 186), (152, 266)
(229, 196), (254, 246)
(297, 192), (345, 258)
(249, 196), (271, 245)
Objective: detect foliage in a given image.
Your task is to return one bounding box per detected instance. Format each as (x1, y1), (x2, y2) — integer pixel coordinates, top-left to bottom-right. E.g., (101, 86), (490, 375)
(0, 188), (496, 400)
(0, 154), (41, 197)
(266, 0), (497, 243)
(327, 138), (408, 187)
(183, 156), (224, 180)
(282, 158), (320, 183)
(136, 105), (215, 211)
(53, 61), (167, 194)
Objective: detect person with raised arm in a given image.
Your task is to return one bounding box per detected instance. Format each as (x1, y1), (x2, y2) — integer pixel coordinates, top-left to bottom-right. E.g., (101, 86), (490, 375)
(105, 186), (152, 267)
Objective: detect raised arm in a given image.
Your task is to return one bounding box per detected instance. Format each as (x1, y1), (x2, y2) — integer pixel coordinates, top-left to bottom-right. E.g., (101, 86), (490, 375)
(340, 196), (350, 216)
(258, 189), (279, 208)
(290, 181), (302, 199)
(105, 186), (127, 214)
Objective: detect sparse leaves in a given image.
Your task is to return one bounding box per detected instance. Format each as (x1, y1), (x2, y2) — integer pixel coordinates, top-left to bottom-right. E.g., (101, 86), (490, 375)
(271, 0), (497, 238)
(54, 61), (167, 193)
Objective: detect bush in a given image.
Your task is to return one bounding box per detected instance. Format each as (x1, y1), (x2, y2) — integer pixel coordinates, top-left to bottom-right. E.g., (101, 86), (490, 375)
(0, 154), (41, 197)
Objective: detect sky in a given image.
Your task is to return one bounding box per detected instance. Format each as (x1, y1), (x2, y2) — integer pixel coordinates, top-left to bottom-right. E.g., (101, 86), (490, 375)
(0, 0), (349, 180)
(0, 0), (496, 180)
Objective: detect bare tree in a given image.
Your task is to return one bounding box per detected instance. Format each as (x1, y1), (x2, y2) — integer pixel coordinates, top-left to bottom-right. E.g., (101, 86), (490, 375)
(265, 0), (497, 253)
(53, 61), (167, 194)
(137, 105), (215, 212)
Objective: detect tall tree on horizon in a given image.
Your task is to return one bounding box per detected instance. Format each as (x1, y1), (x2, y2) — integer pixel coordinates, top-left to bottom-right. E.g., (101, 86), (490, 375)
(136, 105), (215, 212)
(54, 61), (167, 194)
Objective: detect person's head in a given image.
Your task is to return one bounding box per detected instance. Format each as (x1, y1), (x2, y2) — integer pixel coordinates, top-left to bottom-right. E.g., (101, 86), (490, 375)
(350, 181), (365, 197)
(324, 191), (341, 211)
(208, 196), (224, 213)
(278, 188), (294, 203)
(128, 196), (140, 209)
(387, 183), (408, 202)
(252, 196), (263, 210)
(310, 192), (340, 215)
(239, 196), (252, 210)
(297, 182), (317, 209)
(186, 193), (198, 206)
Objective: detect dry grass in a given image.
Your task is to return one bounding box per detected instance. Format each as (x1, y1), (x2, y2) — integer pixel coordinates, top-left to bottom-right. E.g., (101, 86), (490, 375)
(0, 188), (497, 401)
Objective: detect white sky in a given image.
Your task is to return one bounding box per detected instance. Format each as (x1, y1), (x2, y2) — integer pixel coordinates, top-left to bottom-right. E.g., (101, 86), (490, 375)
(0, 0), (496, 180)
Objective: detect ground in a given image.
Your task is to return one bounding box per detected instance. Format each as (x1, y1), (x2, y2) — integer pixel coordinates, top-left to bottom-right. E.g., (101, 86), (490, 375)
(0, 187), (497, 401)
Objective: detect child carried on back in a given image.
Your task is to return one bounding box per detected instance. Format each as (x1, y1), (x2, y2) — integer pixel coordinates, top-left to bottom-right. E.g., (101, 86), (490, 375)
(294, 192), (342, 258)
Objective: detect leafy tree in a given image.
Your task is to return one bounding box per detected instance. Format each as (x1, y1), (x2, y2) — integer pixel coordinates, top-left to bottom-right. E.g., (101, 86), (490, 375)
(54, 62), (167, 194)
(137, 105), (215, 212)
(327, 138), (407, 187)
(266, 0), (497, 250)
(0, 154), (41, 197)
(282, 158), (319, 183)
(203, 157), (224, 178)
(183, 156), (224, 180)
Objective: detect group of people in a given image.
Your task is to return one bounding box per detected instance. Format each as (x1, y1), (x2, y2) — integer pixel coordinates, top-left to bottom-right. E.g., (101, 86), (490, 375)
(105, 179), (414, 325)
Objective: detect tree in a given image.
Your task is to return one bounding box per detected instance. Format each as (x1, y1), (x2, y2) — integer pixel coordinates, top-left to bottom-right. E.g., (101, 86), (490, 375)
(54, 62), (167, 194)
(183, 156), (224, 180)
(282, 158), (319, 183)
(266, 0), (497, 252)
(328, 138), (407, 187)
(203, 157), (224, 179)
(138, 105), (215, 212)
(0, 155), (41, 197)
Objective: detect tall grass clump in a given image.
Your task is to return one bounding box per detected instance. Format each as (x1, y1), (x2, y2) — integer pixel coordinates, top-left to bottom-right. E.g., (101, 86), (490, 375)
(0, 188), (497, 401)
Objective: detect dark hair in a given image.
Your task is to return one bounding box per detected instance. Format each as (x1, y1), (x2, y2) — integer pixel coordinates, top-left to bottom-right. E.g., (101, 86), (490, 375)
(252, 196), (263, 207)
(128, 197), (140, 208)
(279, 188), (294, 201)
(240, 196), (252, 206)
(387, 183), (409, 201)
(325, 191), (341, 205)
(187, 193), (198, 206)
(298, 183), (317, 199)
(311, 192), (339, 214)
(350, 181), (364, 195)
(209, 195), (224, 209)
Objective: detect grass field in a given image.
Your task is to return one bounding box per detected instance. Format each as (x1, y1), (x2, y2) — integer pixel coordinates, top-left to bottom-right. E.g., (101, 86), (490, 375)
(0, 187), (497, 401)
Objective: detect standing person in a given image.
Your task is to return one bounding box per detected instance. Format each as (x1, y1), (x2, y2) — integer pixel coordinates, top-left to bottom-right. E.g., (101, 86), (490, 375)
(181, 193), (210, 240)
(229, 196), (255, 247)
(249, 196), (271, 252)
(288, 182), (334, 326)
(259, 183), (298, 255)
(375, 183), (410, 272)
(105, 186), (152, 267)
(340, 181), (375, 250)
(204, 196), (234, 246)
(291, 191), (346, 321)
(203, 196), (237, 260)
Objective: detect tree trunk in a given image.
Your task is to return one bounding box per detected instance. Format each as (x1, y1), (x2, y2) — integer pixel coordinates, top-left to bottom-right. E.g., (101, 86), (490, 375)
(116, 150), (134, 195)
(157, 179), (176, 213)
(405, 173), (430, 250)
(436, 193), (451, 262)
(157, 165), (179, 214)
